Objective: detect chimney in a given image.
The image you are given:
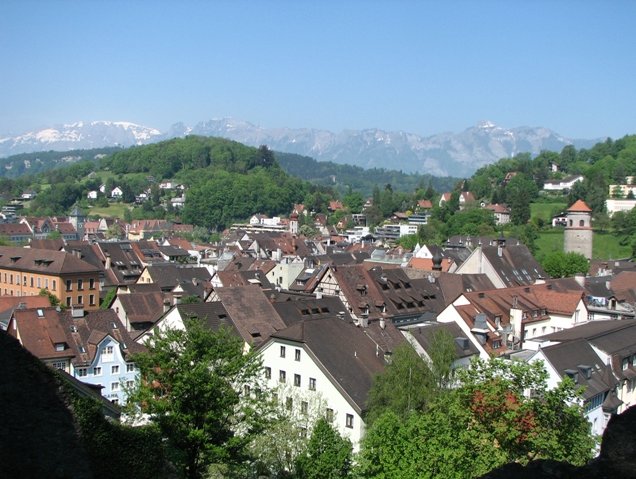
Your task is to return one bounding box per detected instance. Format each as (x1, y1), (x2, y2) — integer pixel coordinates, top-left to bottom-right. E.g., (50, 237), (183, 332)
(163, 298), (171, 313)
(105, 253), (111, 270)
(71, 304), (84, 318)
(379, 317), (386, 329)
(574, 274), (585, 287)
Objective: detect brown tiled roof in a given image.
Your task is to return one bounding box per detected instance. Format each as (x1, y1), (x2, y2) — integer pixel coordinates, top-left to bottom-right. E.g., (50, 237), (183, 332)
(216, 269), (273, 289)
(29, 239), (65, 250)
(58, 309), (145, 367)
(407, 257), (452, 272)
(213, 286), (287, 346)
(0, 223), (32, 236)
(611, 271), (636, 303)
(117, 291), (166, 325)
(0, 246), (101, 274)
(10, 307), (74, 361)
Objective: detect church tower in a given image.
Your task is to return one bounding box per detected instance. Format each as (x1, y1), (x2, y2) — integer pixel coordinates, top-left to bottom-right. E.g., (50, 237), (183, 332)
(68, 205), (86, 241)
(563, 199), (593, 260)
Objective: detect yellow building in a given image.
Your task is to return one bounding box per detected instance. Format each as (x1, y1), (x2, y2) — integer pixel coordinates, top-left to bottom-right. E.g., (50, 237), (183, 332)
(0, 246), (102, 310)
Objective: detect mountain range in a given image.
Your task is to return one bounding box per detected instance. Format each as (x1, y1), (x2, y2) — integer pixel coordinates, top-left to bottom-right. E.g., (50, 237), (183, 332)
(0, 119), (600, 177)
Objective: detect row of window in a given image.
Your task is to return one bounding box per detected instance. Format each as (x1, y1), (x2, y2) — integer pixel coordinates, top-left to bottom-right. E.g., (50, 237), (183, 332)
(265, 367), (317, 391)
(76, 362), (136, 377)
(280, 345), (302, 361)
(280, 396), (354, 429)
(65, 294), (97, 307)
(110, 380), (134, 391)
(65, 278), (96, 292)
(2, 273), (57, 291)
(621, 355), (636, 370)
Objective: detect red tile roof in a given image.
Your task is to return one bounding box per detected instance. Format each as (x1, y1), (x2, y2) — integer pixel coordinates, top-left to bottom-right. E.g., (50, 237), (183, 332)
(567, 199), (592, 212)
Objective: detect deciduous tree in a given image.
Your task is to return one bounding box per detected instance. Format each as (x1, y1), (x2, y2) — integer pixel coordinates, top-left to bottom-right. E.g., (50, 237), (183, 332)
(127, 319), (267, 479)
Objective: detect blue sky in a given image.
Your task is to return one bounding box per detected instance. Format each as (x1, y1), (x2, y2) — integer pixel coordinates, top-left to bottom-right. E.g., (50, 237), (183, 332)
(1, 0), (635, 139)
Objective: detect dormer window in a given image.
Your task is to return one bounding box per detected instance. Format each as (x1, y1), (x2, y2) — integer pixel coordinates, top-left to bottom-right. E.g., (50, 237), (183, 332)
(55, 342), (65, 351)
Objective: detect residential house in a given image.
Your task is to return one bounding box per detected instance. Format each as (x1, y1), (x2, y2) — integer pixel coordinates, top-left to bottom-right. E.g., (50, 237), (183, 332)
(452, 237), (546, 287)
(439, 191), (476, 210)
(526, 320), (636, 415)
(0, 222), (33, 244)
(110, 186), (123, 199)
(529, 339), (620, 437)
(401, 321), (480, 371)
(0, 246), (101, 310)
(126, 220), (172, 241)
(137, 264), (212, 301)
(111, 288), (167, 336)
(94, 241), (145, 287)
(484, 203), (511, 225)
(543, 174), (584, 192)
(0, 295), (51, 330)
(8, 306), (143, 404)
(137, 301), (240, 346)
(437, 283), (589, 358)
(259, 314), (404, 451)
(314, 264), (443, 326)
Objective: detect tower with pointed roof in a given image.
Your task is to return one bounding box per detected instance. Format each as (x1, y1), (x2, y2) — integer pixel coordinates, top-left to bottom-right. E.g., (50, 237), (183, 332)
(68, 205), (85, 241)
(564, 199), (593, 260)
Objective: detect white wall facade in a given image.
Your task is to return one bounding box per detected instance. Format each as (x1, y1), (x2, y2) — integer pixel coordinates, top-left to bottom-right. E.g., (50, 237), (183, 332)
(260, 338), (366, 451)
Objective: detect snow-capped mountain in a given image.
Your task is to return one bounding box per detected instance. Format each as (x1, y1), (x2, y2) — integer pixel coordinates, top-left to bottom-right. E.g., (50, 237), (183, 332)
(0, 121), (162, 156)
(182, 119), (598, 177)
(0, 119), (598, 177)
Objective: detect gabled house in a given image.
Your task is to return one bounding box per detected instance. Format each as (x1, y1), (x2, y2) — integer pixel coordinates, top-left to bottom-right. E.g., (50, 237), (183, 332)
(313, 264), (441, 326)
(452, 237), (546, 287)
(530, 339), (620, 437)
(137, 301), (240, 346)
(259, 315), (404, 451)
(111, 289), (167, 336)
(484, 203), (511, 225)
(527, 320), (636, 415)
(8, 307), (144, 405)
(437, 283), (589, 358)
(137, 264), (212, 301)
(95, 241), (145, 286)
(0, 246), (102, 310)
(0, 222), (33, 244)
(401, 321), (480, 371)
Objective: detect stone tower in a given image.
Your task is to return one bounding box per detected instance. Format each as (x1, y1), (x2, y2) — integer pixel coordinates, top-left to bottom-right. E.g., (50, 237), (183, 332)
(564, 199), (593, 260)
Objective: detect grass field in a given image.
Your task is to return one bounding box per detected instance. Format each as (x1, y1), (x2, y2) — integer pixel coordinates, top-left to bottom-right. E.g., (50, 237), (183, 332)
(535, 230), (632, 261)
(530, 202), (567, 223)
(87, 203), (131, 219)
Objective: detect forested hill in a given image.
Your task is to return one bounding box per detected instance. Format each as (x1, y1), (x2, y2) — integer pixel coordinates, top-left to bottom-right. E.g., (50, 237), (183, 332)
(100, 136), (311, 230)
(275, 152), (458, 196)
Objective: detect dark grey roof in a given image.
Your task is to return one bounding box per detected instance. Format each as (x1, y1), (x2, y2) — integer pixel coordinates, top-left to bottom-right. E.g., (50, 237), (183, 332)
(404, 321), (479, 359)
(269, 317), (403, 413)
(272, 295), (352, 326)
(146, 265), (211, 290)
(175, 302), (240, 336)
(539, 339), (616, 400)
(481, 244), (546, 286)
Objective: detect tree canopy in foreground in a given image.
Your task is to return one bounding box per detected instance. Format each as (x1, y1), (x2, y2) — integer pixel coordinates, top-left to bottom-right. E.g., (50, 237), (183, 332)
(358, 358), (595, 479)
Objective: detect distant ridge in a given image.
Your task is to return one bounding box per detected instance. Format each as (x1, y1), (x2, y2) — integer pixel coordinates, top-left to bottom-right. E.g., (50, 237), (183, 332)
(0, 119), (600, 177)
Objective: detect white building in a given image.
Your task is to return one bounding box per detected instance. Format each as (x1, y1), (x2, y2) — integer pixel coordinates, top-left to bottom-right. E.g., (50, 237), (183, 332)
(259, 317), (400, 451)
